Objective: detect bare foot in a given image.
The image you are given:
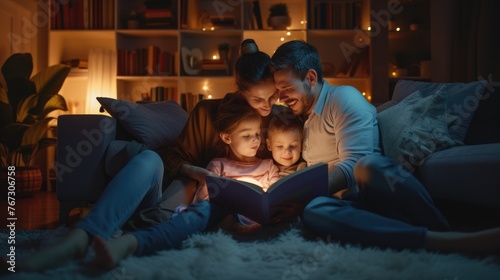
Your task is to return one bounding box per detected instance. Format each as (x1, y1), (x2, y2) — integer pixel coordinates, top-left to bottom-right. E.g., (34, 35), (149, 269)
(17, 228), (90, 272)
(92, 234), (137, 270)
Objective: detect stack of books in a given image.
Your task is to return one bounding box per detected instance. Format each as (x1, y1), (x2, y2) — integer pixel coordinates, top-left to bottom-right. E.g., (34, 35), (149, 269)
(200, 59), (229, 75)
(144, 9), (175, 29)
(210, 15), (236, 29)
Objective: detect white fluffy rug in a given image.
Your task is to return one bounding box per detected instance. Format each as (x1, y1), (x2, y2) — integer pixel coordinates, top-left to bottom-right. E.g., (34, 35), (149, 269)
(1, 227), (499, 280)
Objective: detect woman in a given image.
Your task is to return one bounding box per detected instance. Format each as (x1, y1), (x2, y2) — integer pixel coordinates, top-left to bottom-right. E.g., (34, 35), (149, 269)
(15, 39), (281, 272)
(152, 39), (280, 214)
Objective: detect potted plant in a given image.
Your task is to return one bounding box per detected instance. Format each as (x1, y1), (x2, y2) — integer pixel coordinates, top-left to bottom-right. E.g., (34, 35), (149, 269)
(126, 10), (143, 29)
(0, 53), (70, 197)
(267, 3), (291, 30)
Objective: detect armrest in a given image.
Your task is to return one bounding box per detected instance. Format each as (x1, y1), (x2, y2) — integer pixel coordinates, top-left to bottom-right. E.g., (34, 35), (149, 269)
(56, 114), (117, 202)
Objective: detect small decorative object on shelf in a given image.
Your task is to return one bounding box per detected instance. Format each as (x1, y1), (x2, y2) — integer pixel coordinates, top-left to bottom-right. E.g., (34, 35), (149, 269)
(126, 10), (143, 29)
(267, 3), (291, 30)
(181, 47), (202, 76)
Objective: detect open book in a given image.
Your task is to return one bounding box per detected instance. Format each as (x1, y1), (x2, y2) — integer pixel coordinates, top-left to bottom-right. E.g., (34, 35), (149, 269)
(206, 163), (328, 225)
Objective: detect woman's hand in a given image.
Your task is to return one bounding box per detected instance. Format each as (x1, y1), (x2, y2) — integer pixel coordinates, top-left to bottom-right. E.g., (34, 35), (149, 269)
(179, 164), (215, 186)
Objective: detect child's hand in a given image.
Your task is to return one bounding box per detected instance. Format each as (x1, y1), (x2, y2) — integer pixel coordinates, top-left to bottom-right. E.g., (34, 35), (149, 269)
(180, 164), (216, 186)
(270, 201), (306, 223)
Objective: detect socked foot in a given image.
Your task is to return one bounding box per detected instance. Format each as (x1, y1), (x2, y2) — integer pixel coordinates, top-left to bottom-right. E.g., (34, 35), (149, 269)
(92, 234), (137, 270)
(17, 228), (90, 272)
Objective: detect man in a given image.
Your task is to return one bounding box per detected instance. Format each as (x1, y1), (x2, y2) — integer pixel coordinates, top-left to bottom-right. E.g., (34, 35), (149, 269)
(271, 40), (450, 250)
(271, 39), (379, 198)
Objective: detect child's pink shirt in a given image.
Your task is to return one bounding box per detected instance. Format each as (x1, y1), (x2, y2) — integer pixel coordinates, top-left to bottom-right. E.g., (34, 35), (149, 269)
(194, 157), (280, 202)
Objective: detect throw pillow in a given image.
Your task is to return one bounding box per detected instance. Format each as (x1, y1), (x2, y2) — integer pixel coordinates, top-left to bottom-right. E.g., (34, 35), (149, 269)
(377, 88), (457, 173)
(97, 97), (188, 150)
(392, 80), (487, 144)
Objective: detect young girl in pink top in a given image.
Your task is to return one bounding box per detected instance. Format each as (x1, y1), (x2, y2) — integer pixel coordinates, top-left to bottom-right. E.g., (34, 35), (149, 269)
(193, 94), (280, 202)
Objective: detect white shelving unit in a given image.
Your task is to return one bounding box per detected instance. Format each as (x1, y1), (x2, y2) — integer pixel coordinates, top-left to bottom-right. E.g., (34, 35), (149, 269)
(49, 0), (378, 114)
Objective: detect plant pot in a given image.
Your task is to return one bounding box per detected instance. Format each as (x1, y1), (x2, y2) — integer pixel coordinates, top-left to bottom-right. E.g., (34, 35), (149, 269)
(127, 20), (140, 29)
(1, 167), (43, 198)
(267, 16), (291, 30)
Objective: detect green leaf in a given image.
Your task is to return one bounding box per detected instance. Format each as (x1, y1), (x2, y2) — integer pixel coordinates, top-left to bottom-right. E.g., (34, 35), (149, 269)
(29, 64), (70, 116)
(21, 118), (54, 147)
(35, 94), (68, 121)
(17, 94), (38, 123)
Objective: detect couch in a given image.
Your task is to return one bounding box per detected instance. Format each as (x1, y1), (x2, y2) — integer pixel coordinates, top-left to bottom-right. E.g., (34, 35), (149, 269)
(55, 80), (500, 225)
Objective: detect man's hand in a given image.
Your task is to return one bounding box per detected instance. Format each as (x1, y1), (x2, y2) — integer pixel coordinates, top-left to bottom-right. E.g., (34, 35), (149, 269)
(179, 164), (215, 186)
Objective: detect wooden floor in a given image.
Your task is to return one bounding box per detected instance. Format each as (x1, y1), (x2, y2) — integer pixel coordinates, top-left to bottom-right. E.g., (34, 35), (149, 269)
(1, 191), (79, 230)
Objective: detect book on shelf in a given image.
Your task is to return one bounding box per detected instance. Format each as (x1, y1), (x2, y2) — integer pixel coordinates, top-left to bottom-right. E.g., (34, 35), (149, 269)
(62, 59), (88, 69)
(309, 0), (362, 30)
(253, 1), (263, 29)
(51, 0), (114, 30)
(118, 46), (175, 76)
(144, 9), (176, 29)
(336, 45), (369, 77)
(210, 15), (236, 29)
(145, 86), (178, 103)
(206, 163), (329, 225)
(243, 1), (256, 29)
(180, 92), (205, 113)
(201, 59), (228, 71)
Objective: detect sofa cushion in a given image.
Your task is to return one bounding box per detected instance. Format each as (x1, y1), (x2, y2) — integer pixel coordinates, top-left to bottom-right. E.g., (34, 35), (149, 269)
(393, 80), (487, 144)
(97, 97), (188, 150)
(419, 143), (500, 209)
(377, 88), (458, 173)
(465, 85), (500, 144)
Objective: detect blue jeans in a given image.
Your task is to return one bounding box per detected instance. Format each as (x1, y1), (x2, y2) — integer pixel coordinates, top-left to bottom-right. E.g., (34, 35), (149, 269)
(132, 200), (232, 256)
(77, 150), (164, 239)
(302, 154), (449, 250)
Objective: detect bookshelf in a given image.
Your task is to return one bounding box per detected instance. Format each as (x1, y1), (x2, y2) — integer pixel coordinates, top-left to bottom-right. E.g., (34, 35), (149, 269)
(387, 0), (431, 97)
(49, 0), (387, 114)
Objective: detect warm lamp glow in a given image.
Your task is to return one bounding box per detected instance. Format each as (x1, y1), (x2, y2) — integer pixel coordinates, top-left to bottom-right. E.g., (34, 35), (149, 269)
(202, 85), (209, 91)
(210, 27), (215, 30)
(391, 71), (397, 77)
(396, 27), (401, 31)
(212, 55), (217, 60)
(286, 32), (291, 36)
(207, 95), (213, 99)
(280, 37), (285, 41)
(367, 26), (371, 31)
(86, 49), (116, 114)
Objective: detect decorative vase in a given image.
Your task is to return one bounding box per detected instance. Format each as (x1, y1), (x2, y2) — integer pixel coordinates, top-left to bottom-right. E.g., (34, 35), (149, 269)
(267, 16), (291, 30)
(1, 167), (43, 198)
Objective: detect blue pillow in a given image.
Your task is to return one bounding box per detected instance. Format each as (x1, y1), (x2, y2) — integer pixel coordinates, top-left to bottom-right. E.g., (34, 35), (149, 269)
(97, 97), (188, 150)
(377, 88), (458, 172)
(393, 80), (487, 144)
